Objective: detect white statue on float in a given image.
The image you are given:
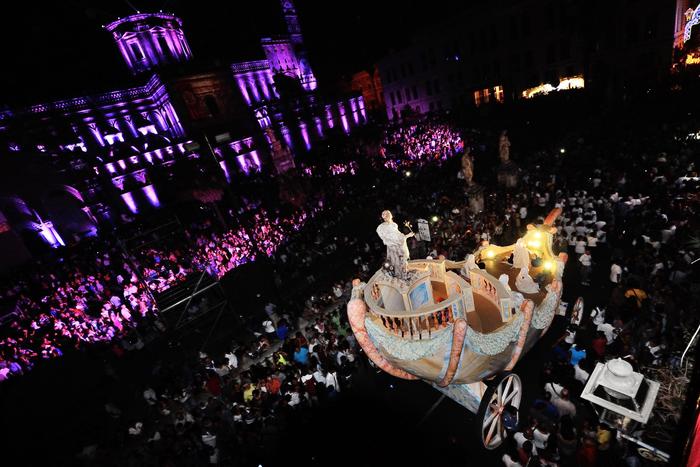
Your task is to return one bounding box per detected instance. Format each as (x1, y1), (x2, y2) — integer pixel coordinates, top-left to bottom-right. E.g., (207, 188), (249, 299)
(499, 273), (525, 309)
(462, 254), (479, 273)
(376, 210), (414, 280)
(515, 265), (540, 294)
(512, 238), (531, 270)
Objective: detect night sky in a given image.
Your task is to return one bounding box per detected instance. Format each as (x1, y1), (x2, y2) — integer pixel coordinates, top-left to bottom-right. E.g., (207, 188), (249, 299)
(0, 0), (468, 106)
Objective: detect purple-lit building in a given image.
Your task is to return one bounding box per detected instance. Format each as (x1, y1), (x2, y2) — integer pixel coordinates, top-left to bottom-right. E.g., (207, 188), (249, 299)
(0, 0), (365, 256)
(106, 12), (193, 75)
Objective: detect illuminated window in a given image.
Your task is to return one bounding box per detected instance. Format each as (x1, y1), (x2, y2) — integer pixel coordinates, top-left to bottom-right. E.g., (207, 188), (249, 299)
(494, 86), (504, 103)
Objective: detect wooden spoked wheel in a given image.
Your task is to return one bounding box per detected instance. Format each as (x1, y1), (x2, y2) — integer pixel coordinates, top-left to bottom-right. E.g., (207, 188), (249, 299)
(477, 372), (522, 450)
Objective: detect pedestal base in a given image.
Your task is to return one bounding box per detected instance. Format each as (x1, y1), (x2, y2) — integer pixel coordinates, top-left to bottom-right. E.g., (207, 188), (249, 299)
(466, 184), (485, 213)
(497, 161), (519, 188)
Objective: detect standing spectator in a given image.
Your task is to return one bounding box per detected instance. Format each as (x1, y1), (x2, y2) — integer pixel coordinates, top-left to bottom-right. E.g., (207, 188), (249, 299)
(579, 249), (592, 286)
(610, 261), (622, 284)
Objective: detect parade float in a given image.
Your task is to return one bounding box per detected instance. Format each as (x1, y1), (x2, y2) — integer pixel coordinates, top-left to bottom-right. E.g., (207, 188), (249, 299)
(347, 209), (567, 449)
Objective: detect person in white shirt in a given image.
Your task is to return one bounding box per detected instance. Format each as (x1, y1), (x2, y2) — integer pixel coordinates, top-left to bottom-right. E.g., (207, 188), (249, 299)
(574, 362), (590, 383)
(262, 319), (275, 336)
(514, 430), (537, 455)
(547, 385), (576, 419)
(533, 425), (550, 450)
(564, 326), (577, 345)
(610, 262), (622, 283)
(143, 387), (157, 406)
(502, 454), (522, 467)
(579, 250), (592, 285)
(325, 370), (340, 393)
(586, 234), (597, 248)
(596, 229), (607, 243)
(563, 223), (576, 237)
(224, 350), (238, 369)
(574, 237), (587, 255)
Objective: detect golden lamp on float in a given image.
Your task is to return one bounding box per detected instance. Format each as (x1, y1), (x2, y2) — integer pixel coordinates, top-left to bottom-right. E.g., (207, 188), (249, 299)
(346, 208), (568, 450)
(476, 208), (565, 276)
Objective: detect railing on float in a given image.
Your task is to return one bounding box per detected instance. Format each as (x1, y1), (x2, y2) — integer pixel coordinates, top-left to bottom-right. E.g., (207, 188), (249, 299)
(365, 291), (463, 341)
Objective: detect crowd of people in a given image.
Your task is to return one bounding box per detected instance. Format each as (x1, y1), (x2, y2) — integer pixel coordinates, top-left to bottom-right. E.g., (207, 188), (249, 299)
(0, 205), (320, 381)
(380, 118), (464, 169)
(112, 283), (364, 465)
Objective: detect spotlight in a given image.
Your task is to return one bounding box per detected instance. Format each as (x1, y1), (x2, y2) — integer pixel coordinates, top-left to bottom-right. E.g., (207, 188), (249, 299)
(431, 215), (438, 222)
(560, 148), (566, 154)
(405, 171), (411, 177)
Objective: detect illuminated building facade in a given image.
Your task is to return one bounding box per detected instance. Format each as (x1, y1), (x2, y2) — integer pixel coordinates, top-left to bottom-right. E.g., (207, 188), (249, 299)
(673, 0), (700, 67)
(0, 0), (365, 253)
(348, 67), (385, 112)
(378, 0), (674, 119)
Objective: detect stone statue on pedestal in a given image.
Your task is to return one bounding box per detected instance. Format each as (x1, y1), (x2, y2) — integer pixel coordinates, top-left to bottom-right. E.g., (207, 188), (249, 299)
(376, 210), (414, 280)
(461, 148), (474, 186)
(498, 130), (511, 163)
(497, 129), (519, 188)
(461, 146), (484, 213)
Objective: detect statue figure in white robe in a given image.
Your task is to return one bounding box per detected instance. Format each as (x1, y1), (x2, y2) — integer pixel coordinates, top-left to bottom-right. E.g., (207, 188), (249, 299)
(498, 273), (511, 291)
(512, 238), (531, 270)
(376, 210), (414, 279)
(461, 254), (479, 276)
(515, 265), (540, 294)
(500, 273), (525, 310)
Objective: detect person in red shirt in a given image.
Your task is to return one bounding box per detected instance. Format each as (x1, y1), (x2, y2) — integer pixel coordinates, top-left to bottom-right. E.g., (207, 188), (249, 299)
(577, 437), (598, 467)
(591, 331), (607, 359)
(265, 375), (281, 395)
(205, 371), (221, 396)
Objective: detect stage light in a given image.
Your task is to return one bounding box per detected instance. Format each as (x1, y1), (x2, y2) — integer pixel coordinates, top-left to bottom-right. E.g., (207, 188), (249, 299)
(485, 250), (495, 259)
(405, 171), (412, 177)
(560, 148), (566, 154)
(431, 215), (438, 222)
